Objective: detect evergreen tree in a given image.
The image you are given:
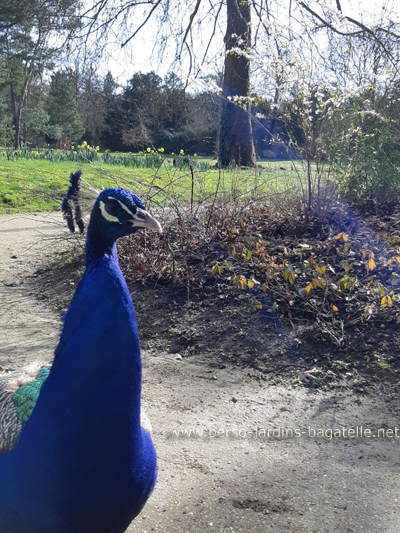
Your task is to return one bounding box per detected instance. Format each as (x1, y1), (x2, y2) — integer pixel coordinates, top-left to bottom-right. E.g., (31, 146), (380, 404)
(154, 73), (188, 150)
(161, 73), (187, 133)
(101, 71), (123, 150)
(48, 71), (84, 146)
(0, 0), (80, 148)
(122, 71), (163, 149)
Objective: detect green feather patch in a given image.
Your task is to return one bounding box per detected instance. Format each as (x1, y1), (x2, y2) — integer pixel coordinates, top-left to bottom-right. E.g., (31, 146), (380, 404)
(13, 367), (51, 424)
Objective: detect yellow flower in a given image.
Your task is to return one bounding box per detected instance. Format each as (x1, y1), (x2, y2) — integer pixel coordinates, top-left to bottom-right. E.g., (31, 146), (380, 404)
(151, 150), (155, 154)
(171, 152), (175, 156)
(158, 147), (164, 153)
(194, 153), (197, 157)
(83, 141), (87, 146)
(77, 145), (82, 149)
(105, 149), (109, 154)
(95, 146), (100, 152)
(71, 146), (75, 150)
(147, 147), (151, 152)
(180, 149), (184, 155)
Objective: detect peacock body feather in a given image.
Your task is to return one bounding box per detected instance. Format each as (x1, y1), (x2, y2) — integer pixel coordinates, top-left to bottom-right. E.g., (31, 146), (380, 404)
(0, 363), (50, 454)
(0, 362), (151, 455)
(0, 178), (161, 532)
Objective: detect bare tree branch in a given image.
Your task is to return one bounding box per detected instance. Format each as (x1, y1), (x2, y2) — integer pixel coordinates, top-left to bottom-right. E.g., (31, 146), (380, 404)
(200, 0), (224, 68)
(298, 2), (362, 37)
(298, 1), (398, 67)
(121, 0), (163, 48)
(252, 0), (271, 37)
(180, 0), (203, 58)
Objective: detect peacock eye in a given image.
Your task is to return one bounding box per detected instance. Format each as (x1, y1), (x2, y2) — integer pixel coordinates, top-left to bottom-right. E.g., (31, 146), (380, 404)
(105, 199), (120, 216)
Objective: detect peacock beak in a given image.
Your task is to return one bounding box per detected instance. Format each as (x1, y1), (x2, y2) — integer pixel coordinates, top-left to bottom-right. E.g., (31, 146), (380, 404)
(130, 208), (163, 233)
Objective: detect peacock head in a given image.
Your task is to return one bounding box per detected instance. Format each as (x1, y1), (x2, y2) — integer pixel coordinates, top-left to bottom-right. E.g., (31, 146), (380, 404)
(90, 187), (163, 242)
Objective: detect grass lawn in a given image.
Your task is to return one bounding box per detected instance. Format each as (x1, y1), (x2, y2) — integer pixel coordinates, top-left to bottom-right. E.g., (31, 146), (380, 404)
(0, 155), (300, 213)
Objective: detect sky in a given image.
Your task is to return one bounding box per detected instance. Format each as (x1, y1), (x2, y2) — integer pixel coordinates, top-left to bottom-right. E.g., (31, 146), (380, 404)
(81, 0), (226, 90)
(83, 0), (399, 90)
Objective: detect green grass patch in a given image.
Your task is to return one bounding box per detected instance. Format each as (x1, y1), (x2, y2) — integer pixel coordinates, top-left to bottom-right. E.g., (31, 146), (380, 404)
(0, 154), (300, 213)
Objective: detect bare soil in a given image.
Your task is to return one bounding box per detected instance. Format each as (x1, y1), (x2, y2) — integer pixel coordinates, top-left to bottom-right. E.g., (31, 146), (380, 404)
(1, 213), (400, 533)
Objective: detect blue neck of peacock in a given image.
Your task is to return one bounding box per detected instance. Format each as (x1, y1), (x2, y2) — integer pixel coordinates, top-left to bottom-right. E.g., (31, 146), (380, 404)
(80, 219), (143, 434)
(85, 220), (119, 266)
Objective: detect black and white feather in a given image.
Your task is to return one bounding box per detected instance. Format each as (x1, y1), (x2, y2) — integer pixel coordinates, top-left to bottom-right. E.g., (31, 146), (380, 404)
(61, 168), (99, 234)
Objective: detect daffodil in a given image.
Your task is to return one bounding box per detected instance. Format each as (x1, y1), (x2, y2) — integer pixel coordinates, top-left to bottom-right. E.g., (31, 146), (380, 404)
(71, 146), (75, 150)
(180, 149), (184, 155)
(171, 152), (175, 156)
(194, 153), (197, 157)
(158, 147), (164, 153)
(95, 146), (100, 152)
(147, 147), (151, 152)
(151, 150), (155, 154)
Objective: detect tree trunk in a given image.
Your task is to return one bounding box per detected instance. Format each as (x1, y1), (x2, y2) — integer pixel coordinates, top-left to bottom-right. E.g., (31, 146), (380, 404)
(9, 87), (19, 149)
(13, 116), (20, 149)
(219, 0), (256, 167)
(11, 78), (29, 149)
(91, 99), (97, 146)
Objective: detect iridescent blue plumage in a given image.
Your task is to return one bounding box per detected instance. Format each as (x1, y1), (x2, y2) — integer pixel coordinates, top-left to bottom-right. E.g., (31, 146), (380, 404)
(0, 181), (161, 532)
(100, 187), (145, 210)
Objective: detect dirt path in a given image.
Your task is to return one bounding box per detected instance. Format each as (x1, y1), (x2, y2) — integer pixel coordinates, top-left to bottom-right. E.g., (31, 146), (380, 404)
(1, 214), (400, 533)
(0, 213), (66, 367)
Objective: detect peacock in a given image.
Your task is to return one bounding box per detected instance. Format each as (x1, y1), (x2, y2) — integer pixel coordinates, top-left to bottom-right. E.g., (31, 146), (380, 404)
(0, 170), (162, 532)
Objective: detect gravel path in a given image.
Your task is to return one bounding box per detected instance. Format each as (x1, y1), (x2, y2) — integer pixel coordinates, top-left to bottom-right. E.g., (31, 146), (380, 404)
(1, 213), (400, 533)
